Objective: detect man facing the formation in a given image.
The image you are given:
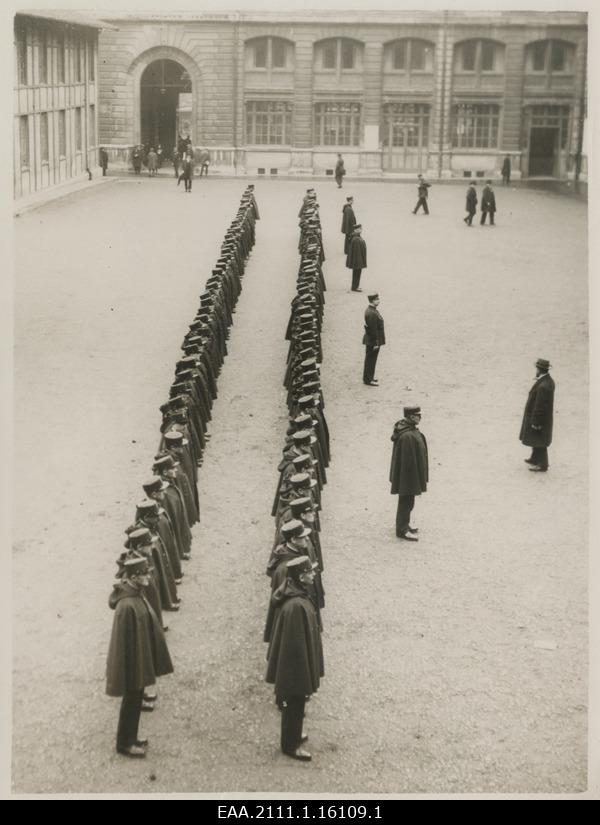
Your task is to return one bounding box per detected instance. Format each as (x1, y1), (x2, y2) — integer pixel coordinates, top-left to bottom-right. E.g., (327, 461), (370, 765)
(362, 293), (385, 386)
(389, 406), (429, 542)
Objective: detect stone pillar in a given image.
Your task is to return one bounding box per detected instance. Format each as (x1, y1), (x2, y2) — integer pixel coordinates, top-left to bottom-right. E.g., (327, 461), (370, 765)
(289, 37), (314, 174)
(501, 38), (526, 179)
(359, 41), (383, 176)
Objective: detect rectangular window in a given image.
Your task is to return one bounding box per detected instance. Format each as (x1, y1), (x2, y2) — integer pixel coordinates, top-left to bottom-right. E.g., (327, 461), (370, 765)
(410, 41), (426, 71)
(462, 41), (477, 71)
(272, 40), (286, 68)
(481, 41), (495, 71)
(551, 42), (566, 72)
(393, 41), (406, 70)
(40, 112), (49, 162)
(75, 107), (82, 151)
(58, 109), (66, 156)
(453, 104), (499, 149)
(20, 115), (30, 167)
(314, 102), (361, 146)
(89, 105), (96, 146)
(89, 39), (95, 81)
(254, 41), (267, 68)
(38, 31), (48, 85)
(74, 41), (81, 82)
(245, 101), (292, 145)
(341, 41), (355, 70)
(323, 42), (336, 69)
(57, 34), (65, 82)
(532, 42), (546, 72)
(17, 30), (28, 85)
(383, 103), (430, 148)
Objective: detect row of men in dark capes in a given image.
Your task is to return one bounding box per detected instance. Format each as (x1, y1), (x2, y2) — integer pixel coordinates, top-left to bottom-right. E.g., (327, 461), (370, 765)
(104, 186), (261, 759)
(263, 188), (329, 763)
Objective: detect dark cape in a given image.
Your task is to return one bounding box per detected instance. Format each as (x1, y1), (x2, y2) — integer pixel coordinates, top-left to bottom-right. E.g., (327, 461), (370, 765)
(346, 235), (367, 270)
(519, 373), (555, 447)
(466, 187), (478, 213)
(106, 582), (173, 697)
(481, 185), (496, 213)
(341, 204), (356, 235)
(389, 419), (429, 495)
(265, 580), (324, 696)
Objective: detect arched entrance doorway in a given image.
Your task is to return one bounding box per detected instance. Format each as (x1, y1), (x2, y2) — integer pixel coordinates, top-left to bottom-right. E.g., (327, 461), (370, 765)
(140, 59), (192, 157)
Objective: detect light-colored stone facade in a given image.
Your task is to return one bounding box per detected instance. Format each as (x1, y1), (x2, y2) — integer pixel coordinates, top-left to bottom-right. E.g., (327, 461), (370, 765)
(95, 10), (587, 180)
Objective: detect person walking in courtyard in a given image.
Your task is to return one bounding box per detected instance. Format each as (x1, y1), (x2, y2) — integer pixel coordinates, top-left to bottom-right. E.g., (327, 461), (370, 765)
(132, 145), (142, 175)
(520, 358), (555, 473)
(199, 148), (210, 177)
(99, 147), (109, 176)
(178, 152), (193, 192)
(480, 179), (497, 225)
(156, 144), (164, 169)
(362, 292), (385, 386)
(346, 224), (367, 292)
(106, 553), (173, 759)
(341, 196), (356, 254)
(335, 154), (346, 188)
(266, 555), (323, 762)
(147, 147), (158, 177)
(172, 146), (180, 178)
(464, 182), (478, 225)
(390, 406), (428, 541)
(502, 155), (511, 185)
(412, 173), (431, 215)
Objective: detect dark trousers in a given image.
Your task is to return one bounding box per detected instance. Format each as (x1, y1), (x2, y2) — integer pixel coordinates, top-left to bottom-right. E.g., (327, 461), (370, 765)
(530, 446), (549, 469)
(185, 177), (192, 192)
(396, 494), (415, 536)
(464, 211), (475, 225)
(351, 269), (362, 290)
(281, 695), (306, 755)
(480, 211), (494, 225)
(413, 197), (429, 214)
(363, 346), (379, 383)
(200, 163), (209, 176)
(116, 689), (144, 750)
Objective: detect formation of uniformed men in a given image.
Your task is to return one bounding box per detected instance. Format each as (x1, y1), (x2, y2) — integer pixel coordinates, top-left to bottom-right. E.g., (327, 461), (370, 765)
(264, 188), (329, 761)
(105, 186), (260, 758)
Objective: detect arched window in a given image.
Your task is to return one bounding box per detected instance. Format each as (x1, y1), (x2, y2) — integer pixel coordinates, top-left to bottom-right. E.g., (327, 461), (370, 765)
(384, 39), (434, 73)
(245, 37), (294, 71)
(454, 39), (505, 75)
(525, 40), (575, 74)
(314, 38), (363, 73)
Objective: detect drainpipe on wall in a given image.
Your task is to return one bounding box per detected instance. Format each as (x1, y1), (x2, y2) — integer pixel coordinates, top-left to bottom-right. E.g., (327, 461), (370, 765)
(437, 11), (448, 180)
(575, 38), (587, 182)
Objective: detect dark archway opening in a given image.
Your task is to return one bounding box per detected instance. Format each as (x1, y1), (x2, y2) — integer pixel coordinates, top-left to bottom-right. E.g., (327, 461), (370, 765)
(140, 59), (192, 158)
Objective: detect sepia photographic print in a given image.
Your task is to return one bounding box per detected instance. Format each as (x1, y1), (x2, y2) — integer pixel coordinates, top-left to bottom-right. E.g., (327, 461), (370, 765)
(4, 0), (597, 800)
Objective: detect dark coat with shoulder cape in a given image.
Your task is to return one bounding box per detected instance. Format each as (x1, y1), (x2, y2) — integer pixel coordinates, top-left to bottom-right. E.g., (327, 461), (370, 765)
(389, 419), (429, 496)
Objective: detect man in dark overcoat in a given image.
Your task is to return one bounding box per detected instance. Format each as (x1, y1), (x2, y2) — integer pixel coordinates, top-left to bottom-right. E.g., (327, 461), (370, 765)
(390, 406), (429, 541)
(335, 154), (346, 188)
(106, 553), (173, 758)
(178, 152), (193, 192)
(501, 155), (511, 185)
(480, 180), (497, 225)
(520, 358), (555, 472)
(412, 174), (431, 215)
(266, 556), (323, 761)
(363, 293), (385, 386)
(464, 183), (477, 225)
(100, 147), (108, 176)
(341, 196), (356, 254)
(346, 224), (367, 292)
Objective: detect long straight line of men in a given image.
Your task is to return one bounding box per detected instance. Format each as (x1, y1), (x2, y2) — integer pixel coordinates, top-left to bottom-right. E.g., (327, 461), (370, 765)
(105, 186), (260, 759)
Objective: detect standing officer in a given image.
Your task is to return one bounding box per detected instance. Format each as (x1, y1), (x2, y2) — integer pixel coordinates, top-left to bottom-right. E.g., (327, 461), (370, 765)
(266, 556), (323, 762)
(346, 224), (367, 292)
(335, 154), (346, 188)
(362, 293), (385, 386)
(412, 174), (431, 215)
(464, 182), (478, 225)
(389, 406), (429, 541)
(501, 155), (511, 185)
(480, 180), (497, 225)
(520, 358), (555, 472)
(99, 147), (109, 176)
(341, 196), (356, 254)
(106, 553), (173, 758)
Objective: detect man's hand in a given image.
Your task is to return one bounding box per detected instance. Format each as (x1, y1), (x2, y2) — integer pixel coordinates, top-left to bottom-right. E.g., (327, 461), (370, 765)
(531, 424), (542, 431)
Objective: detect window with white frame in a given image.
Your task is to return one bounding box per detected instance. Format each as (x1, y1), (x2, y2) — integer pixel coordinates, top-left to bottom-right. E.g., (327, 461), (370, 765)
(314, 102), (361, 146)
(452, 103), (500, 148)
(245, 101), (292, 145)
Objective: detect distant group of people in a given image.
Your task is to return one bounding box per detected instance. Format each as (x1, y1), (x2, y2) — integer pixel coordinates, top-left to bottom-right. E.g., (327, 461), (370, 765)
(128, 137), (211, 185)
(105, 186), (260, 759)
(263, 188), (330, 762)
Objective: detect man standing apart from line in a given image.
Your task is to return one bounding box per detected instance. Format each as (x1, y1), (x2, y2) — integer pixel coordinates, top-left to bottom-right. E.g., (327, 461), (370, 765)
(346, 224), (367, 292)
(412, 173), (431, 215)
(341, 196), (356, 254)
(480, 179), (497, 225)
(362, 293), (385, 386)
(390, 406), (428, 541)
(520, 358), (555, 472)
(464, 182), (478, 225)
(335, 154), (346, 188)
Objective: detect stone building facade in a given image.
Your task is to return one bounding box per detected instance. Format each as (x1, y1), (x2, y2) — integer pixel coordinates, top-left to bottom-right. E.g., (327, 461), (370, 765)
(13, 12), (108, 200)
(95, 10), (587, 180)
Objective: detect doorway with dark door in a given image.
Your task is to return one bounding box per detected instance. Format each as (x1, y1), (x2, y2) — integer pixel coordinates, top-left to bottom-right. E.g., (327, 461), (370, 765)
(528, 127), (558, 177)
(140, 59), (192, 160)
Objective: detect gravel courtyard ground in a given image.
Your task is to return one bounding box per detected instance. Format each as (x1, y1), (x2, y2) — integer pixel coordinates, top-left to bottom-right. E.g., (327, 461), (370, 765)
(12, 176), (588, 795)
